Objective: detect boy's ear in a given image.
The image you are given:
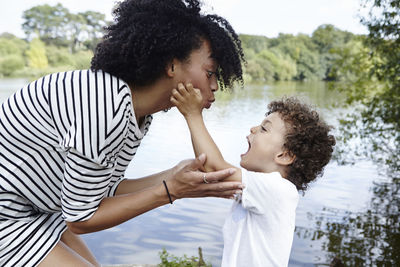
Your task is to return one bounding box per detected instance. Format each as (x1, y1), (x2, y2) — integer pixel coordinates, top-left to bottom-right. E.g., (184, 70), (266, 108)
(275, 150), (295, 166)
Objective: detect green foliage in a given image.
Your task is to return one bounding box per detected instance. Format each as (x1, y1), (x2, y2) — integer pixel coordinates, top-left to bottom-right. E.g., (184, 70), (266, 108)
(72, 50), (93, 69)
(0, 34), (28, 76)
(258, 49), (297, 81)
(332, 0), (399, 170)
(46, 46), (74, 67)
(240, 24), (356, 82)
(0, 3), (107, 77)
(328, 10), (399, 264)
(240, 34), (270, 53)
(22, 4), (70, 45)
(311, 24), (353, 54)
(0, 38), (26, 57)
(0, 54), (25, 77)
(158, 248), (211, 267)
(22, 3), (108, 52)
(26, 38), (48, 69)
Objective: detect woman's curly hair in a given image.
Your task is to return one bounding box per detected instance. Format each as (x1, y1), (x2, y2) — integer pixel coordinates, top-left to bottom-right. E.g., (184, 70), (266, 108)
(267, 97), (336, 192)
(91, 0), (245, 89)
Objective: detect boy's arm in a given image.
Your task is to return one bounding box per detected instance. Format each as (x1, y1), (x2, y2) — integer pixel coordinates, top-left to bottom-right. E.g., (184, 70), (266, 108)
(171, 83), (241, 182)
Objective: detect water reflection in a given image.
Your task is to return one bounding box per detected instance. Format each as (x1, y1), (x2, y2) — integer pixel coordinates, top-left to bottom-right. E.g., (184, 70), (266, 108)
(300, 169), (400, 265)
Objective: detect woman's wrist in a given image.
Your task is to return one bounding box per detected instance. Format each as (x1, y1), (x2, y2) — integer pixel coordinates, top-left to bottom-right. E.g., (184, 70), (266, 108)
(165, 171), (179, 201)
(162, 180), (173, 204)
(154, 181), (175, 205)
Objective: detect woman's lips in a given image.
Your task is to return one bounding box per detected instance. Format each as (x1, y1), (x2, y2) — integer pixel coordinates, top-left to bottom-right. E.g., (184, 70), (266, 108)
(205, 100), (214, 109)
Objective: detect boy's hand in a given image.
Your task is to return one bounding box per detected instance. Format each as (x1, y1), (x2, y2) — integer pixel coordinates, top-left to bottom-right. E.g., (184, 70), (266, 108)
(171, 83), (203, 118)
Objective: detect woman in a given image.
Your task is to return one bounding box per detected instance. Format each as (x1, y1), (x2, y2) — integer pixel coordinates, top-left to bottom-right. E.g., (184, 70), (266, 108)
(0, 0), (245, 266)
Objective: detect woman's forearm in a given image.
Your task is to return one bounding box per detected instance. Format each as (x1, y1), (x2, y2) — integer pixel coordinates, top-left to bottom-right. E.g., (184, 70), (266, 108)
(67, 182), (169, 234)
(115, 168), (173, 195)
(67, 156), (243, 234)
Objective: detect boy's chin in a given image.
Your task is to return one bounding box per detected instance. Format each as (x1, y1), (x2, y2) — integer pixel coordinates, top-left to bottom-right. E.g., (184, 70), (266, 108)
(239, 160), (246, 169)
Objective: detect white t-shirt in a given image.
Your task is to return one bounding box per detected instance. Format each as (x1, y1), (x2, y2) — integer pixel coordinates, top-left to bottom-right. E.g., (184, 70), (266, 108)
(221, 169), (299, 267)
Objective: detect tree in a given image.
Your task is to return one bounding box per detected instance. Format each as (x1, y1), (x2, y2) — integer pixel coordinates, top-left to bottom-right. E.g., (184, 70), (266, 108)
(312, 25), (355, 80)
(257, 49), (297, 81)
(240, 34), (270, 53)
(0, 34), (28, 56)
(0, 54), (25, 76)
(334, 0), (399, 170)
(79, 11), (108, 51)
(22, 4), (108, 52)
(46, 45), (75, 67)
(67, 11), (108, 52)
(26, 38), (48, 69)
(318, 4), (400, 262)
(22, 4), (70, 46)
(312, 24), (353, 54)
(0, 34), (28, 76)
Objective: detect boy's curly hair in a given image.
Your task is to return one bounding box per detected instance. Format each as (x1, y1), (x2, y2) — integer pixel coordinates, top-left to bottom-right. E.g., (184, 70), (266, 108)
(91, 0), (245, 89)
(267, 97), (336, 192)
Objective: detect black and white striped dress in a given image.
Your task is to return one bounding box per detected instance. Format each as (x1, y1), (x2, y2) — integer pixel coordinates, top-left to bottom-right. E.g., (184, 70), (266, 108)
(0, 70), (152, 266)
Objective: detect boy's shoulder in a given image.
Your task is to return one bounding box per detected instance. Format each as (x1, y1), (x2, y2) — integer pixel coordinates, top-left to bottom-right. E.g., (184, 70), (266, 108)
(242, 168), (297, 191)
(241, 168), (299, 210)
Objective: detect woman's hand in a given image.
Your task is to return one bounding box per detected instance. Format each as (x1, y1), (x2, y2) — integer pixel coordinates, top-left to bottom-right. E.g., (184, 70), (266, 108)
(166, 154), (244, 200)
(171, 83), (203, 118)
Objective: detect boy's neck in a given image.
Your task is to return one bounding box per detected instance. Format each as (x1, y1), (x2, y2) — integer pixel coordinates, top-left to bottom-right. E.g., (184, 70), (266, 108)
(246, 165), (288, 179)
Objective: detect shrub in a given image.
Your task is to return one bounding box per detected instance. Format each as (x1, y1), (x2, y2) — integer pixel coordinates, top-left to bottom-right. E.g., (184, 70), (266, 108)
(158, 248), (211, 267)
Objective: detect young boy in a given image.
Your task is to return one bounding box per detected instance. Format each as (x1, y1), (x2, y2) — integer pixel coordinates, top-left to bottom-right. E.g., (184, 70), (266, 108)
(171, 83), (336, 267)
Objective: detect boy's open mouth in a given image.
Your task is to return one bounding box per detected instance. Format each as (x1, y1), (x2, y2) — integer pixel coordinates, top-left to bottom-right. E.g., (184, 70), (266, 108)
(241, 138), (251, 157)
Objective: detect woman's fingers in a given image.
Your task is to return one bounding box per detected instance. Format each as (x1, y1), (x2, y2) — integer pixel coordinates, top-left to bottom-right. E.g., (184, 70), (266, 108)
(201, 184), (243, 194)
(194, 184), (243, 198)
(196, 169), (236, 184)
(169, 156), (244, 199)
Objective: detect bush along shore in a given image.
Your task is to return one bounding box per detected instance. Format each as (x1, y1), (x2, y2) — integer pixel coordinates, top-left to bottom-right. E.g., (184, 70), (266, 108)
(103, 248), (211, 267)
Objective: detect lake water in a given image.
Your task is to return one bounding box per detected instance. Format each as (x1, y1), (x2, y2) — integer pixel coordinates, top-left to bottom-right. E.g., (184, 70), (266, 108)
(0, 78), (388, 266)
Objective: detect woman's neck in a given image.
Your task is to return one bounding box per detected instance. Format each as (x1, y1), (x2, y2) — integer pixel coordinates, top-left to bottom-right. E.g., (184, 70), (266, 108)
(128, 79), (172, 120)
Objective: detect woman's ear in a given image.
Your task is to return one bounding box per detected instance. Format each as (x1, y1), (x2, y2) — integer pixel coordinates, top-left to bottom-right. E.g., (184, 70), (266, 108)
(166, 59), (181, 78)
(275, 150), (296, 166)
(166, 61), (175, 77)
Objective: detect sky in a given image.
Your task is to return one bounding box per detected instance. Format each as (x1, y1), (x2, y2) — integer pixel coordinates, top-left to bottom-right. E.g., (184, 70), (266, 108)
(0, 0), (368, 38)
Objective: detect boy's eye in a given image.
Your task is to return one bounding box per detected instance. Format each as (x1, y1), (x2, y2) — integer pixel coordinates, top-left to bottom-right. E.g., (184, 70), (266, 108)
(261, 126), (268, 132)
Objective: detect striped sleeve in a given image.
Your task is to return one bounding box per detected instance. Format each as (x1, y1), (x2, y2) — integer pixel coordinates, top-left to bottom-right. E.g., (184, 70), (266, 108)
(47, 70), (132, 222)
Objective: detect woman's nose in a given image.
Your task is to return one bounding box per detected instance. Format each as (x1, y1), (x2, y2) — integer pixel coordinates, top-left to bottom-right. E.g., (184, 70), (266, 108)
(211, 76), (218, 93)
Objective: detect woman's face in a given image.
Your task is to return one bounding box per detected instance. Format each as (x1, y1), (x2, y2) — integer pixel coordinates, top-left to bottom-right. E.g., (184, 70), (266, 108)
(174, 40), (219, 109)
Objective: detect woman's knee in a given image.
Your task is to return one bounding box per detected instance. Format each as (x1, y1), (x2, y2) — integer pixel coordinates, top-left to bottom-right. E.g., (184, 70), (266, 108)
(60, 229), (100, 267)
(38, 241), (96, 267)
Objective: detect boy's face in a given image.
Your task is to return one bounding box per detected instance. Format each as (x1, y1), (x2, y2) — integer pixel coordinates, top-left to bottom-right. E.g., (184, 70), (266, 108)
(240, 112), (287, 173)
